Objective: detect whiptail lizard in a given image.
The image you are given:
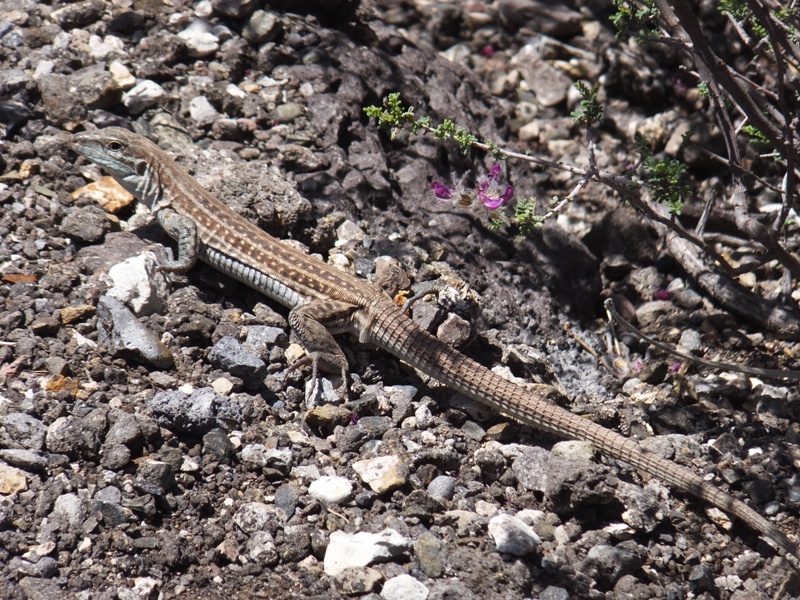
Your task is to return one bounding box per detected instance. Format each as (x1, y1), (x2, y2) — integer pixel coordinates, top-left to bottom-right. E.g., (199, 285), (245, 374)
(70, 126), (800, 564)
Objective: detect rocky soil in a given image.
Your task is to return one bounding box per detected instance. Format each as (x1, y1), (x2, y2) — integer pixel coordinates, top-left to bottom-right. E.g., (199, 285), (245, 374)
(1, 0), (799, 599)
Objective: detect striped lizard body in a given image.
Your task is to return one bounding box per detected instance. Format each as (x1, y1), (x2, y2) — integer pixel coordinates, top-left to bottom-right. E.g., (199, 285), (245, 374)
(71, 126), (800, 565)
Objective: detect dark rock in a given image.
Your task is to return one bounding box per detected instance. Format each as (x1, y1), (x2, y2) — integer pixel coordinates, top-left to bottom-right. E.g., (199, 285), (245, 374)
(578, 543), (645, 588)
(545, 457), (617, 513)
(334, 416), (392, 452)
(274, 484), (300, 519)
(202, 428), (235, 464)
(50, 0), (105, 29)
(402, 490), (444, 524)
(45, 416), (102, 457)
(59, 205), (110, 243)
(208, 336), (267, 388)
(134, 460), (176, 496)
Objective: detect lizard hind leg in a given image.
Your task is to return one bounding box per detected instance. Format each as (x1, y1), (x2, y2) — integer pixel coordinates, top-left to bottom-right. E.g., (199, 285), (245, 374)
(287, 300), (355, 402)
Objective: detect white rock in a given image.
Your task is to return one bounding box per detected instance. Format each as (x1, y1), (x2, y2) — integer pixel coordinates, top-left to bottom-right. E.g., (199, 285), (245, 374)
(352, 455), (408, 494)
(308, 476), (352, 505)
(551, 439), (595, 462)
(323, 529), (411, 576)
(414, 405), (433, 429)
(107, 252), (169, 316)
(233, 502), (284, 534)
(88, 34), (126, 60)
(123, 80), (166, 114)
(178, 20), (219, 57)
(189, 95), (218, 126)
(381, 574), (429, 600)
(488, 513), (541, 556)
(108, 60), (136, 90)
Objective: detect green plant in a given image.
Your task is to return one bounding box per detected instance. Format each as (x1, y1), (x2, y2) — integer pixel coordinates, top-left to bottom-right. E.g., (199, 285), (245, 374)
(570, 82), (604, 126)
(610, 0), (661, 44)
(644, 157), (690, 215)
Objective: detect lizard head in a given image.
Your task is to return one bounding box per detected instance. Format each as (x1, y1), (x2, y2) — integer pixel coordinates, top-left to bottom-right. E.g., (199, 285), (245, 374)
(71, 126), (164, 208)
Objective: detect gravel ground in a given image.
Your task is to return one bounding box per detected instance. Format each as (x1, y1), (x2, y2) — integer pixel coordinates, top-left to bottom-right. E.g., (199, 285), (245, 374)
(1, 1), (799, 599)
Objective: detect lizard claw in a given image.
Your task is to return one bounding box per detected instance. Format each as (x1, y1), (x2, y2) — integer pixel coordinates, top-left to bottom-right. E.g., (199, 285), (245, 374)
(286, 355), (348, 406)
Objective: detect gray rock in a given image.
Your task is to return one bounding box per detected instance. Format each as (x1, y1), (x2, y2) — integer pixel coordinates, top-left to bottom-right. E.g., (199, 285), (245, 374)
(413, 404), (433, 429)
(677, 328), (704, 355)
(233, 502), (284, 535)
(212, 0), (258, 18)
(333, 566), (382, 596)
(436, 313), (471, 347)
(402, 490), (444, 524)
(105, 412), (142, 447)
(0, 448), (48, 471)
(2, 412), (46, 450)
(149, 387), (240, 435)
(511, 446), (551, 492)
(242, 9), (280, 44)
(474, 447), (505, 480)
(271, 102), (304, 123)
(9, 556), (58, 578)
(44, 356), (70, 376)
(488, 513), (541, 556)
(107, 253), (170, 316)
(245, 325), (288, 353)
(18, 576), (63, 600)
(617, 481), (665, 533)
(178, 20), (219, 58)
(208, 336), (267, 387)
(246, 531), (278, 566)
(96, 295), (175, 369)
(551, 440), (595, 462)
(545, 457), (616, 513)
(29, 316), (60, 336)
(540, 586), (570, 600)
(240, 444), (292, 474)
(50, 0), (104, 29)
(578, 543), (645, 587)
(189, 95), (218, 126)
(413, 532), (445, 578)
(427, 475), (456, 500)
(50, 493), (86, 532)
(92, 499), (131, 527)
(38, 68), (119, 126)
(59, 205), (110, 243)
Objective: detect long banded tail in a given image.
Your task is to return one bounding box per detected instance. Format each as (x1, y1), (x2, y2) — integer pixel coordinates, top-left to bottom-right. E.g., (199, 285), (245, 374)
(367, 304), (800, 562)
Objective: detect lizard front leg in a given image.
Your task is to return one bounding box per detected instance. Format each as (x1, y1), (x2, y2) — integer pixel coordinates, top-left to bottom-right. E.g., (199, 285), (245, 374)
(153, 208), (199, 273)
(287, 299), (358, 401)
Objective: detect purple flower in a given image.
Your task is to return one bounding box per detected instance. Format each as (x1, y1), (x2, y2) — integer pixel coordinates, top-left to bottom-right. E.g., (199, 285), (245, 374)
(431, 181), (453, 200)
(476, 164), (513, 210)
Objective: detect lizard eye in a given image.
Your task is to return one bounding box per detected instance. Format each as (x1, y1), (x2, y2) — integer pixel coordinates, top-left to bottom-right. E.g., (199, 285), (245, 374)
(136, 161), (147, 176)
(108, 141), (123, 152)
